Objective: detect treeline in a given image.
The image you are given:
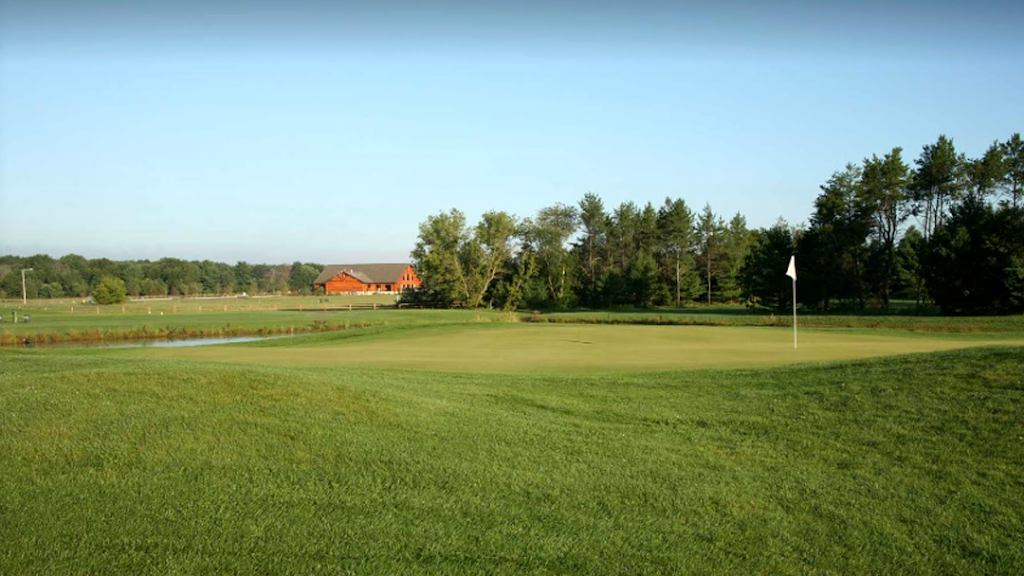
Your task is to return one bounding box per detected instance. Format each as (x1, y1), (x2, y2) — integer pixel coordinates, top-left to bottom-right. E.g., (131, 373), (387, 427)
(5, 133), (1021, 314)
(411, 133), (1024, 314)
(410, 198), (750, 310)
(0, 255), (324, 299)
(798, 133), (1022, 314)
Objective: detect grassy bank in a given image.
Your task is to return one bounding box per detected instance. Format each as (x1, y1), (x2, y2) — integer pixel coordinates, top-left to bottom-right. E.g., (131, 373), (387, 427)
(2, 344), (1023, 574)
(4, 299), (1023, 348)
(532, 308), (1024, 332)
(0, 306), (511, 347)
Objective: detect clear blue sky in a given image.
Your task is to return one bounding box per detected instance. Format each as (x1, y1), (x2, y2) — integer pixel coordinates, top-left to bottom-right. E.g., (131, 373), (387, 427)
(1, 0), (1022, 264)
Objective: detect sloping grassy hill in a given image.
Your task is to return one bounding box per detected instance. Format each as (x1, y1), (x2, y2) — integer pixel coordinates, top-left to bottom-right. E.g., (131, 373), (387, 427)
(2, 340), (1023, 575)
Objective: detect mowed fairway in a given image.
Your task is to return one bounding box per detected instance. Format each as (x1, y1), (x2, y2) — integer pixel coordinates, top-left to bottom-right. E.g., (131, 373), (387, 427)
(133, 323), (1024, 373)
(3, 318), (1024, 575)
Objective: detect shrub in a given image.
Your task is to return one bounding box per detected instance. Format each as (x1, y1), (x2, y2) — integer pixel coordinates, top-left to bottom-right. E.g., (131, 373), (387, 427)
(92, 276), (128, 305)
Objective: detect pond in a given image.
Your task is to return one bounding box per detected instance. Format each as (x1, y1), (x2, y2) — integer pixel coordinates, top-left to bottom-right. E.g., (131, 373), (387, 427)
(20, 335), (289, 349)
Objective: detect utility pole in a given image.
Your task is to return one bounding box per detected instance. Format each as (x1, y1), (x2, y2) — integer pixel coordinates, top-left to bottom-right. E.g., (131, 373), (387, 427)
(22, 268), (34, 305)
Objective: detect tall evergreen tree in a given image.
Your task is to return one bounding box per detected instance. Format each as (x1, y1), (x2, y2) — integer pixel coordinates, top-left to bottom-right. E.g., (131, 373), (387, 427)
(740, 220), (795, 310)
(656, 197), (698, 307)
(607, 201), (641, 276)
(911, 135), (962, 239)
(628, 251), (659, 307)
(861, 148), (911, 310)
(800, 164), (872, 309)
(695, 204), (726, 305)
(999, 133), (1023, 209)
(963, 141), (1006, 202)
(894, 226), (926, 307)
(719, 213), (752, 302)
(637, 202), (659, 257)
(575, 193), (608, 307)
(234, 261), (255, 294)
(924, 197), (1024, 314)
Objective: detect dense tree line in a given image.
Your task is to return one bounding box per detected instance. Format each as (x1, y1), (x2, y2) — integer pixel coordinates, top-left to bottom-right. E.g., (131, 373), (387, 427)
(0, 255), (324, 300)
(410, 196), (752, 310)
(793, 133), (1023, 314)
(6, 133), (1021, 314)
(412, 133), (1024, 314)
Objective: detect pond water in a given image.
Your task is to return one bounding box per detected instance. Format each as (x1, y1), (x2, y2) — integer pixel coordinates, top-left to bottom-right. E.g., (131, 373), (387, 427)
(21, 335), (288, 349)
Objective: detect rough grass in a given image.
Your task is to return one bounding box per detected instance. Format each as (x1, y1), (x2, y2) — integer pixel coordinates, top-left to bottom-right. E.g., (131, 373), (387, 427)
(2, 343), (1023, 575)
(535, 308), (1024, 332)
(4, 299), (1022, 348)
(0, 307), (507, 347)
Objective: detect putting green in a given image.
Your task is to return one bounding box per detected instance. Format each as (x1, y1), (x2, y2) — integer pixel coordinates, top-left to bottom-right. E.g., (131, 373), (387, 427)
(129, 324), (1024, 373)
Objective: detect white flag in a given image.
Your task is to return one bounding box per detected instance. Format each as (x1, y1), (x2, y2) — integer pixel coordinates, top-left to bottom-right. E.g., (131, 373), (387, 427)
(785, 256), (796, 280)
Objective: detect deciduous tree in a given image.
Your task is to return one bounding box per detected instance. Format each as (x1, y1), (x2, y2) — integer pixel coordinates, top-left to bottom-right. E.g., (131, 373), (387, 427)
(467, 211), (518, 308)
(92, 276), (128, 305)
(412, 209), (471, 306)
(526, 203), (579, 307)
(287, 262), (321, 295)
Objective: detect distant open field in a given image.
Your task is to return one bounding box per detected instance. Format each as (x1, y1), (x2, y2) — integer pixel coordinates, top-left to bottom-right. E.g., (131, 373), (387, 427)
(4, 297), (1024, 347)
(0, 295), (494, 346)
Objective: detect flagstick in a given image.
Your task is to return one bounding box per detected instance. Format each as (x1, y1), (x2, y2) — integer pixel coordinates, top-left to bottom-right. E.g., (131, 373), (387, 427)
(785, 255), (798, 349)
(792, 276), (797, 349)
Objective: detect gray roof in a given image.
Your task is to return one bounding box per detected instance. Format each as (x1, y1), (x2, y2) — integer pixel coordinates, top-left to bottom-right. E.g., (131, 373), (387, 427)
(313, 263), (413, 286)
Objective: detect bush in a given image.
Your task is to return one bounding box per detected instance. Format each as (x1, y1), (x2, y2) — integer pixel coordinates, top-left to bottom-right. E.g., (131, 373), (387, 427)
(92, 276), (128, 305)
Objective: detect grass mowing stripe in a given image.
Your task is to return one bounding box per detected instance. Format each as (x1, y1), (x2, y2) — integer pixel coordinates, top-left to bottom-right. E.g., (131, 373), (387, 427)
(2, 346), (1023, 574)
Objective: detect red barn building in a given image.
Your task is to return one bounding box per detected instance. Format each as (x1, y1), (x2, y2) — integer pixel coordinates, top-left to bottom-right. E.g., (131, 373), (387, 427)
(314, 263), (421, 294)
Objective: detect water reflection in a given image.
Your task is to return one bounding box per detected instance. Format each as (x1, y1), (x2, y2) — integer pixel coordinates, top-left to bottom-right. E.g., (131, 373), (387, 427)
(25, 335), (288, 349)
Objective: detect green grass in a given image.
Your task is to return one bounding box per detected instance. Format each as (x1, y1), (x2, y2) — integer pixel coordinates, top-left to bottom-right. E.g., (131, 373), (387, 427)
(1, 294), (399, 310)
(0, 304), (510, 346)
(130, 323), (1024, 373)
(2, 325), (1024, 574)
(4, 298), (1023, 349)
(537, 307), (1024, 332)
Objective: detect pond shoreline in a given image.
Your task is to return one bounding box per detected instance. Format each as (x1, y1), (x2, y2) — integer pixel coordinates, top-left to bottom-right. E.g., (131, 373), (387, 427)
(0, 321), (380, 348)
(25, 335), (292, 349)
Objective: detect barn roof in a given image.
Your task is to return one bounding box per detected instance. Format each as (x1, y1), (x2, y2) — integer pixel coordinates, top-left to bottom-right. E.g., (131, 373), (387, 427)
(313, 263), (413, 285)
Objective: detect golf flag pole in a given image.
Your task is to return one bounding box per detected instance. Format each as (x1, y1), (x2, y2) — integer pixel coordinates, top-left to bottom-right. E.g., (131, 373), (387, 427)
(786, 255), (797, 349)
